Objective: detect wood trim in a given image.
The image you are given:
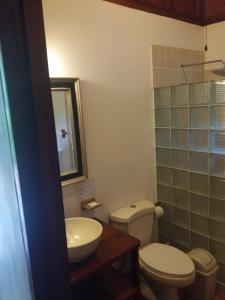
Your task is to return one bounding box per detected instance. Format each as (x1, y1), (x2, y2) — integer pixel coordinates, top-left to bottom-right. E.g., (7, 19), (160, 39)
(104, 0), (205, 25)
(105, 0), (225, 26)
(21, 1), (71, 298)
(50, 78), (84, 181)
(205, 14), (225, 25)
(203, 0), (225, 25)
(201, 0), (206, 24)
(0, 0), (70, 299)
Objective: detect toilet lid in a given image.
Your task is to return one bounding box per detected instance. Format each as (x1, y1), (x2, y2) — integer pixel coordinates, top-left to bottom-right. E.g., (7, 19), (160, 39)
(139, 243), (195, 278)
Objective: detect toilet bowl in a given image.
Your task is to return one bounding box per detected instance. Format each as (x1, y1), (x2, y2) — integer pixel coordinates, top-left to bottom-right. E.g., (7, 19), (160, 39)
(110, 200), (196, 300)
(139, 243), (195, 300)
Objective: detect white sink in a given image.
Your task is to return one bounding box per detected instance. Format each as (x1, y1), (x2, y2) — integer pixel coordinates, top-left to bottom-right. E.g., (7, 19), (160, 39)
(65, 217), (103, 262)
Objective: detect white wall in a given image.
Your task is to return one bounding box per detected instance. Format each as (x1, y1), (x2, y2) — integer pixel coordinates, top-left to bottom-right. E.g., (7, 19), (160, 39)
(205, 21), (225, 61)
(43, 0), (204, 221)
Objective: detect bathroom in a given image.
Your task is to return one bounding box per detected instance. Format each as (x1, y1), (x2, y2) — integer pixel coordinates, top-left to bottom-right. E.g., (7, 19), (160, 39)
(1, 0), (225, 299)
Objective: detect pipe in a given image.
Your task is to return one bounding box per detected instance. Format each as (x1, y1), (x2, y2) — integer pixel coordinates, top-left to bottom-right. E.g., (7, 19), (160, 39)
(181, 59), (224, 69)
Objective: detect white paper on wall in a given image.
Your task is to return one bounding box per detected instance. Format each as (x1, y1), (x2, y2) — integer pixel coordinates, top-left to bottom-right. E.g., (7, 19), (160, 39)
(74, 177), (96, 202)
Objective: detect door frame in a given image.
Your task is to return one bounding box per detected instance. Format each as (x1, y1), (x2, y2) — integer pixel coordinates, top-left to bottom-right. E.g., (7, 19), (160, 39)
(0, 0), (70, 299)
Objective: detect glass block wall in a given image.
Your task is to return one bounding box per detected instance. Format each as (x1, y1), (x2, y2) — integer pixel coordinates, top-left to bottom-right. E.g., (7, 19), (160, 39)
(155, 81), (225, 285)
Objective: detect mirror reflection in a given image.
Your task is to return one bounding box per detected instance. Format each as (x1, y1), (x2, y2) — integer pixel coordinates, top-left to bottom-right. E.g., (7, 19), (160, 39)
(51, 78), (88, 185)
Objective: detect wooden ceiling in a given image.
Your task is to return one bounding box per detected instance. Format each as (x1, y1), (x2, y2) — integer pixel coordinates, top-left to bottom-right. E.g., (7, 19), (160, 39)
(104, 0), (225, 26)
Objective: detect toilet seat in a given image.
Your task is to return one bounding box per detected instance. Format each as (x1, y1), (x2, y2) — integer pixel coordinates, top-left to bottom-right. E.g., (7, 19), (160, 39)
(139, 243), (195, 287)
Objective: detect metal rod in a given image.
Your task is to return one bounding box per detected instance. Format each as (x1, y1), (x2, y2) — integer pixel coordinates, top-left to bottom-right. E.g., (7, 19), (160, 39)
(181, 59), (224, 68)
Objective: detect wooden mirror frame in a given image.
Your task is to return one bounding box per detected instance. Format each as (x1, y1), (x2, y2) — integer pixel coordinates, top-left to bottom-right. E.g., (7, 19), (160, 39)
(51, 78), (88, 185)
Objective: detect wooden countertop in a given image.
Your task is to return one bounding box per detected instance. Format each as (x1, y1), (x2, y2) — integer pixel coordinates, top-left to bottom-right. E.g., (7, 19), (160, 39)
(70, 221), (140, 286)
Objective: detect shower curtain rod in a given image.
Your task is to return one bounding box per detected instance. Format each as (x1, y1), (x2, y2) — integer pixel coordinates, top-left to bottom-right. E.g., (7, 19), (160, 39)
(181, 59), (224, 68)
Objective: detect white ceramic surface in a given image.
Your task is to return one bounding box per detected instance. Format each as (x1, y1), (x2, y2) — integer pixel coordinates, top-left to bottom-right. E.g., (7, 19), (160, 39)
(111, 201), (196, 300)
(65, 217), (103, 262)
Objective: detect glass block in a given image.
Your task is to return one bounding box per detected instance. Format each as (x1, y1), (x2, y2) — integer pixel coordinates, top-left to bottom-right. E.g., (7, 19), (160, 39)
(173, 242), (190, 253)
(210, 198), (225, 222)
(154, 87), (170, 108)
(211, 105), (225, 130)
(159, 220), (173, 241)
(189, 129), (209, 152)
(190, 151), (209, 173)
(211, 81), (225, 105)
(173, 225), (190, 248)
(172, 149), (188, 170)
(173, 207), (189, 229)
(190, 173), (209, 196)
(171, 85), (188, 106)
(210, 131), (225, 154)
(171, 108), (188, 128)
(210, 176), (225, 200)
(155, 108), (171, 127)
(210, 240), (225, 264)
(156, 147), (171, 167)
(173, 189), (189, 210)
(190, 82), (210, 106)
(172, 129), (188, 149)
(190, 193), (208, 217)
(155, 128), (170, 147)
(210, 154), (225, 177)
(157, 184), (172, 204)
(190, 107), (209, 129)
(159, 202), (172, 223)
(217, 263), (225, 283)
(157, 166), (171, 185)
(191, 213), (209, 236)
(172, 169), (188, 190)
(191, 232), (209, 250)
(159, 236), (170, 244)
(209, 220), (225, 243)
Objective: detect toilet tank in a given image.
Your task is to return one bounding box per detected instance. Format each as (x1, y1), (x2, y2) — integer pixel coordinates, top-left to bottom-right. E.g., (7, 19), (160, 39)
(110, 200), (155, 246)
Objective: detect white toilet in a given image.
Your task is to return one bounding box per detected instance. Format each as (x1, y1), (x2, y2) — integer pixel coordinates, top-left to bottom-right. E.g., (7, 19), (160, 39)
(110, 200), (195, 300)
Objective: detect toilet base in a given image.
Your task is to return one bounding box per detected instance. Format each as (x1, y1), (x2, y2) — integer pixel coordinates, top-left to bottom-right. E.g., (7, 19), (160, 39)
(140, 272), (179, 300)
(159, 286), (179, 300)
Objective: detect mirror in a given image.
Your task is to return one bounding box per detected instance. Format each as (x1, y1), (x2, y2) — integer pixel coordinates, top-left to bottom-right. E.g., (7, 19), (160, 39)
(51, 78), (88, 185)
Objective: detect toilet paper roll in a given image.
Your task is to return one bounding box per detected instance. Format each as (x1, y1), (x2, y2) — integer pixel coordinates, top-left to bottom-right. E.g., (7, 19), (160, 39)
(155, 206), (164, 218)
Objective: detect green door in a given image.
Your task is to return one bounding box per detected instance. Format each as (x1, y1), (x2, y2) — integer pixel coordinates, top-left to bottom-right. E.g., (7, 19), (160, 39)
(0, 49), (34, 300)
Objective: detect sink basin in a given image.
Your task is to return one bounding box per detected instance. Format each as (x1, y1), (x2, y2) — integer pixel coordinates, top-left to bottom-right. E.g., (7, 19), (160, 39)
(65, 217), (103, 262)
